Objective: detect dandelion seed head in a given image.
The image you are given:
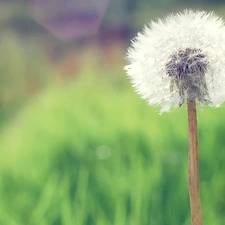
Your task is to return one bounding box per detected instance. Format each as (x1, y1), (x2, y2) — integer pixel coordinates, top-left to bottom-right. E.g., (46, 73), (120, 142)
(166, 48), (210, 106)
(125, 10), (225, 113)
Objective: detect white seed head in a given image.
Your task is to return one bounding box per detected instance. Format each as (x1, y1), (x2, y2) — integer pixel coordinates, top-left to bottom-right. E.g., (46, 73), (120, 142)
(125, 10), (225, 113)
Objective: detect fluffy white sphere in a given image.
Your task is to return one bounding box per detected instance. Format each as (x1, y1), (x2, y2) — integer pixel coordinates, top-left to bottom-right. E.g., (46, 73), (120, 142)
(125, 10), (225, 113)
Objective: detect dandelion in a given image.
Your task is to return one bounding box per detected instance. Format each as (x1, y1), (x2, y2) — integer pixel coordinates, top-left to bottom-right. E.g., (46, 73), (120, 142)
(125, 10), (225, 113)
(125, 10), (225, 225)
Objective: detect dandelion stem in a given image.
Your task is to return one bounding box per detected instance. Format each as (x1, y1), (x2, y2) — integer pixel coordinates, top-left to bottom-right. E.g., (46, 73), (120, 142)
(187, 100), (203, 225)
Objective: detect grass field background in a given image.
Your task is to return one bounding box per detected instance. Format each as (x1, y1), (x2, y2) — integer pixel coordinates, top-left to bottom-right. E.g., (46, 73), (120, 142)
(1, 3), (225, 225)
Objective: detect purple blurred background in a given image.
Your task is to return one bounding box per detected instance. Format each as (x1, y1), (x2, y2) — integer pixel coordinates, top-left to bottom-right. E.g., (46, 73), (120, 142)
(29, 0), (111, 40)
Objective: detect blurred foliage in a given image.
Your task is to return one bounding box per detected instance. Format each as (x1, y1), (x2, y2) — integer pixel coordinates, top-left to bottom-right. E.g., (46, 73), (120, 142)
(0, 30), (51, 127)
(0, 52), (225, 224)
(1, 1), (225, 225)
(1, 0), (225, 39)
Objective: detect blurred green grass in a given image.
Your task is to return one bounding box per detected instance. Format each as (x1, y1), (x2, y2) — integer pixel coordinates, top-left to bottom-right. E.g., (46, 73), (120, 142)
(1, 5), (225, 224)
(0, 50), (225, 225)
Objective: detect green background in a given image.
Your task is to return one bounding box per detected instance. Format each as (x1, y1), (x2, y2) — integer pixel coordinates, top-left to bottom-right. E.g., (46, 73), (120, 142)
(0, 1), (225, 225)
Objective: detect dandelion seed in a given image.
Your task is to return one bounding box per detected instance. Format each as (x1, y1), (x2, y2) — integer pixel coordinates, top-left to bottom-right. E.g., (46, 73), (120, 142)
(124, 10), (225, 225)
(166, 48), (210, 106)
(125, 10), (225, 113)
